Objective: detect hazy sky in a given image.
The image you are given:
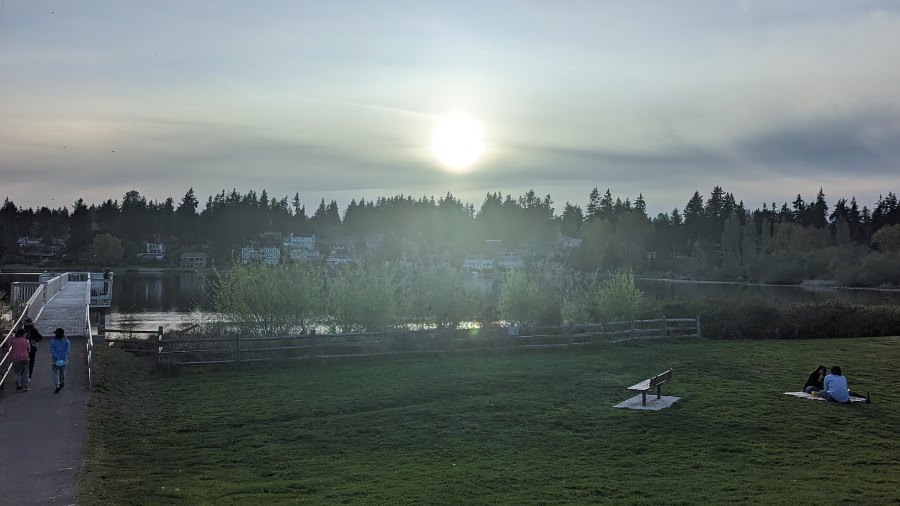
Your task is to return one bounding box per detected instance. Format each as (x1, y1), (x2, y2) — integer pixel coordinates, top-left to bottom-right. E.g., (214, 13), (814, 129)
(2, 1), (900, 216)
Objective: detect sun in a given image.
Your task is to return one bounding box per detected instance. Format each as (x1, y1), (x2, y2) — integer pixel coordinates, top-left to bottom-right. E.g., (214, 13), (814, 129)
(431, 114), (485, 171)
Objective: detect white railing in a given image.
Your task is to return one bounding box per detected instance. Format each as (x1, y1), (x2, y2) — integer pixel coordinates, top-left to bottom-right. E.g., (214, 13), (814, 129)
(89, 272), (113, 308)
(4, 272), (100, 391)
(11, 282), (40, 305)
(1, 289), (47, 390)
(85, 301), (94, 389)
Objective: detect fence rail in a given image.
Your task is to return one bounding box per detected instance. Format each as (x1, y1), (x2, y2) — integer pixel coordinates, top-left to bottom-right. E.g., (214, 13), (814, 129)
(135, 316), (700, 366)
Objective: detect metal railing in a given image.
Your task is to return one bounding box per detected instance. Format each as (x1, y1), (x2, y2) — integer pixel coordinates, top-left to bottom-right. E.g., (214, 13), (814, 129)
(1, 285), (49, 390)
(85, 301), (94, 389)
(3, 272), (99, 391)
(89, 274), (113, 308)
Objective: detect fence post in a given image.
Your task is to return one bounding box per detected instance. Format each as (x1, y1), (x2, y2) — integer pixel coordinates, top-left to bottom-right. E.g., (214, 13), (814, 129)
(567, 322), (574, 346)
(662, 316), (668, 338)
(696, 314), (701, 338)
(630, 319), (635, 340)
(234, 333), (241, 363)
(156, 325), (163, 363)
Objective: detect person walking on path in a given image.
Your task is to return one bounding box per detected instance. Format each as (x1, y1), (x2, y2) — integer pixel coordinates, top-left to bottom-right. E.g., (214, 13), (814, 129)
(50, 328), (70, 394)
(22, 317), (43, 379)
(7, 329), (32, 392)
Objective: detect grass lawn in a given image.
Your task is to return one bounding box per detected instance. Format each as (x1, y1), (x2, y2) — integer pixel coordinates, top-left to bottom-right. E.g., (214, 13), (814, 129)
(80, 336), (900, 505)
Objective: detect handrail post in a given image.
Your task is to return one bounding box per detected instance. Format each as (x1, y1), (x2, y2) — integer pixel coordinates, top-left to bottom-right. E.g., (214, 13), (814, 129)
(157, 326), (163, 364)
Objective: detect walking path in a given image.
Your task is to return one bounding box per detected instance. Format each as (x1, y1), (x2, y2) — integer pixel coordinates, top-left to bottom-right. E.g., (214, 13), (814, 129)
(0, 341), (87, 505)
(0, 279), (92, 505)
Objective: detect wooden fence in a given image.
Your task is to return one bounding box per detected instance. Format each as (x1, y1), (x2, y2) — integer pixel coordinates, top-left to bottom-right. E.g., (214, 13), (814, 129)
(102, 326), (164, 354)
(122, 317), (699, 366)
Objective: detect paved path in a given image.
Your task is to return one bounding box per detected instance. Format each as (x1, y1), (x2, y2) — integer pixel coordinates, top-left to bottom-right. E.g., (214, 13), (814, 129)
(0, 339), (87, 506)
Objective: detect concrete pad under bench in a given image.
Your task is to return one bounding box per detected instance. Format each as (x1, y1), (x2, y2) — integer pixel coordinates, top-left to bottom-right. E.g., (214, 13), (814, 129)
(613, 394), (681, 411)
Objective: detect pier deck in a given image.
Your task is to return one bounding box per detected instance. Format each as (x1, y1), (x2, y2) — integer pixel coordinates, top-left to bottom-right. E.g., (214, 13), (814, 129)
(33, 281), (90, 338)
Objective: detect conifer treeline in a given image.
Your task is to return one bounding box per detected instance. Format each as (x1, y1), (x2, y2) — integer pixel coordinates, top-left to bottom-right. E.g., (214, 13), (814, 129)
(1, 186), (899, 285)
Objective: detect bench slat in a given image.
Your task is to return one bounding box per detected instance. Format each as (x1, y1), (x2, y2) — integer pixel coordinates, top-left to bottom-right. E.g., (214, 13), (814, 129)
(627, 379), (652, 391)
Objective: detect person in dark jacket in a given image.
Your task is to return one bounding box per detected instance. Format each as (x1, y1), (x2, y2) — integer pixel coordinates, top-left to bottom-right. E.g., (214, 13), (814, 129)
(22, 317), (43, 379)
(804, 365), (827, 393)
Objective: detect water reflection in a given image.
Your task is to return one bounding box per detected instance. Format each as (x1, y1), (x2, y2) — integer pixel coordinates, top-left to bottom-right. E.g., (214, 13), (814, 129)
(111, 271), (212, 313)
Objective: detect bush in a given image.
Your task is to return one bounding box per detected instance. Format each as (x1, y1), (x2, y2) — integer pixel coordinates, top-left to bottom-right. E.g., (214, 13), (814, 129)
(596, 269), (645, 321)
(663, 297), (900, 340)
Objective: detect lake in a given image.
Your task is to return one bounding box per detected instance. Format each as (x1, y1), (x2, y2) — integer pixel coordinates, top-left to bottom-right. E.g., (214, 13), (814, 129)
(3, 270), (900, 333)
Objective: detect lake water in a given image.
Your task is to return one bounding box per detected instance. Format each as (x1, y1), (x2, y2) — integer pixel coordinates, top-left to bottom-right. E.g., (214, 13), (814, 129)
(3, 270), (900, 333)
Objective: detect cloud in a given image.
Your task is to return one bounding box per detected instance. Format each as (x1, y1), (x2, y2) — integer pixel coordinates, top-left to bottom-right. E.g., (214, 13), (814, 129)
(737, 110), (900, 173)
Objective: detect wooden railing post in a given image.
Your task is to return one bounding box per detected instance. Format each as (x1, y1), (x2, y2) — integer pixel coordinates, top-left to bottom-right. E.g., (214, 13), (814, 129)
(566, 322), (573, 346)
(234, 334), (241, 363)
(630, 319), (635, 340)
(696, 315), (701, 338)
(662, 316), (668, 338)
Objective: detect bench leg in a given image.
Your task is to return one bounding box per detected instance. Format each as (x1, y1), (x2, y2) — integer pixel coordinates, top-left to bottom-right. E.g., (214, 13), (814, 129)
(657, 385), (662, 400)
(641, 391), (647, 406)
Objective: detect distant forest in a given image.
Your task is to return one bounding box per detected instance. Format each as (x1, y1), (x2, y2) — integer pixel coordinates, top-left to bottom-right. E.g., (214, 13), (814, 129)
(2, 186), (900, 287)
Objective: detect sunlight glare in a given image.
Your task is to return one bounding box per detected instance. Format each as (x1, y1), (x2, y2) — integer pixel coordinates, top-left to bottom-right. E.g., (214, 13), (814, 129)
(431, 114), (485, 171)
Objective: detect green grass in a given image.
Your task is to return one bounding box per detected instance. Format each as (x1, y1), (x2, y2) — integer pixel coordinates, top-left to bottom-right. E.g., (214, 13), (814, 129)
(80, 337), (900, 505)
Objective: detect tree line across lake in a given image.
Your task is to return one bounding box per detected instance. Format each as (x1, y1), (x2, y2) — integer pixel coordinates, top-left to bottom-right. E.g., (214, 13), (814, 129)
(2, 186), (900, 287)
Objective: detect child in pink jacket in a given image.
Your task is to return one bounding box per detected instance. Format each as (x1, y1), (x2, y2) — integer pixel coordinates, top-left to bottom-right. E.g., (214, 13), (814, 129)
(9, 329), (32, 391)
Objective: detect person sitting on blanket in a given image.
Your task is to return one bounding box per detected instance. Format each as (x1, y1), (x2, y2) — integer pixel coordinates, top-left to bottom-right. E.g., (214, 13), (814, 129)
(804, 364), (827, 394)
(817, 365), (870, 404)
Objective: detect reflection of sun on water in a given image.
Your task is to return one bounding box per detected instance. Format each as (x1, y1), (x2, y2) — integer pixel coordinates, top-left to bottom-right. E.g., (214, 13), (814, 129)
(431, 114), (485, 172)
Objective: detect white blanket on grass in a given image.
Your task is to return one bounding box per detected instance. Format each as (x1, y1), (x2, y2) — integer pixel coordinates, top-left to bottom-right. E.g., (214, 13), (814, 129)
(784, 391), (867, 403)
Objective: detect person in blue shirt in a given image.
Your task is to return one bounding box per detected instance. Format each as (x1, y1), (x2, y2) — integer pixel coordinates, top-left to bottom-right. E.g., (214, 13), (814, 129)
(819, 365), (850, 403)
(50, 328), (71, 394)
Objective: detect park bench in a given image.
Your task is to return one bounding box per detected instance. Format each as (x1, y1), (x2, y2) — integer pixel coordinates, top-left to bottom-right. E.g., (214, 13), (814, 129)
(627, 369), (673, 406)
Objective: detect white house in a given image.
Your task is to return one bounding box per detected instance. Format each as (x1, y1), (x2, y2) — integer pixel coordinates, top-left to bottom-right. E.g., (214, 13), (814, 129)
(143, 241), (166, 260)
(17, 237), (41, 248)
(241, 247), (281, 265)
(289, 248), (322, 263)
(463, 256), (493, 271)
(180, 252), (208, 269)
(284, 234), (316, 250)
(496, 254), (524, 270)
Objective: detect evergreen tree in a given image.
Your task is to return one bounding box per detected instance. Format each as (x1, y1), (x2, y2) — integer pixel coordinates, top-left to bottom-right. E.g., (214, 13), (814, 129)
(586, 187), (600, 221)
(810, 188), (828, 228)
(792, 194), (807, 225)
(67, 198), (92, 259)
(634, 193), (647, 216)
(560, 203), (584, 238)
(599, 189), (614, 219)
(683, 191), (704, 226)
(176, 187), (200, 241)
